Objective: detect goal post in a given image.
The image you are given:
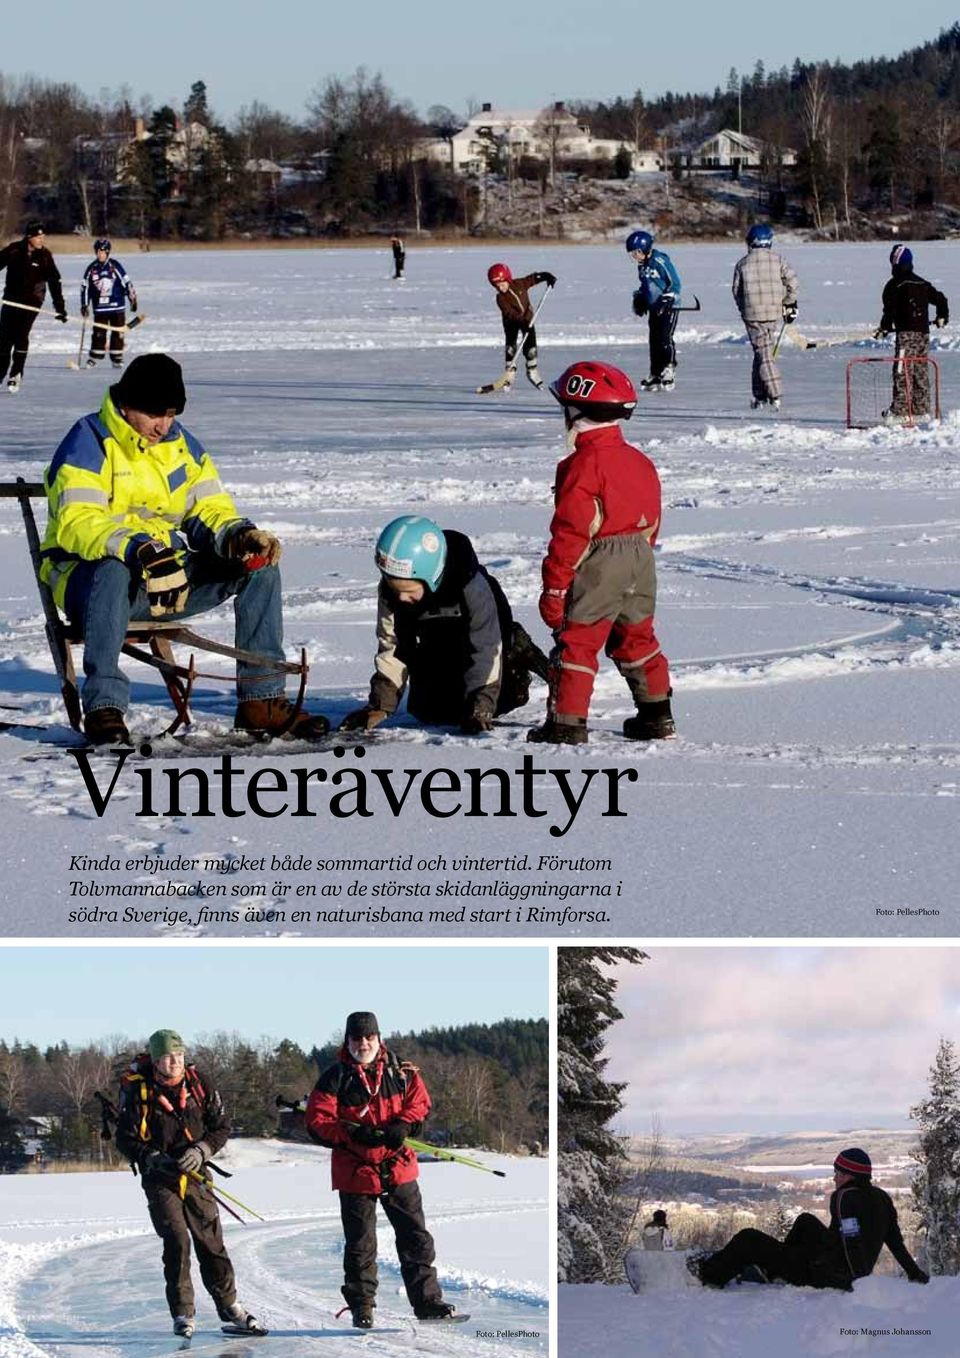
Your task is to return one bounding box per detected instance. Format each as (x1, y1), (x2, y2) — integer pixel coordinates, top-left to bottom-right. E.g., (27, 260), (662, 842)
(846, 356), (941, 429)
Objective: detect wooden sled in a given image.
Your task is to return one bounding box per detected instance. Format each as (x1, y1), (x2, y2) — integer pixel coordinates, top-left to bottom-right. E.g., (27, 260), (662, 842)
(1, 478), (308, 735)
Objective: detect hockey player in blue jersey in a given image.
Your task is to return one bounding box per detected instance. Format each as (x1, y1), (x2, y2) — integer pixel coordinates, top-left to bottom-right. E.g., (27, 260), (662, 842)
(626, 230), (681, 391)
(80, 239), (137, 368)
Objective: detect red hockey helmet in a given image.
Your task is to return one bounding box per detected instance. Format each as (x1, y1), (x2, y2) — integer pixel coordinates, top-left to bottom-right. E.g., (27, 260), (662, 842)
(487, 262), (512, 284)
(549, 361), (637, 420)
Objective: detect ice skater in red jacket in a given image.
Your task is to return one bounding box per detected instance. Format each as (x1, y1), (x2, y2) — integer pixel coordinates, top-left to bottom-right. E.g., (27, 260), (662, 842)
(527, 360), (675, 746)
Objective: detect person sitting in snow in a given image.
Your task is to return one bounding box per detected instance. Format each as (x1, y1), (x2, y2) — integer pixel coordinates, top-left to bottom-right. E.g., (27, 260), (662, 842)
(876, 244), (948, 423)
(305, 1011), (457, 1328)
(340, 514), (549, 735)
(692, 1147), (929, 1290)
(114, 1029), (266, 1340)
(486, 261), (556, 390)
(641, 1209), (674, 1251)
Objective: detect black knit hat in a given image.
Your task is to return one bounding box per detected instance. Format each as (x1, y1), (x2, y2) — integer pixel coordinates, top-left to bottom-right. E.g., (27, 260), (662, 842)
(111, 354), (186, 416)
(834, 1147), (872, 1177)
(23, 221), (45, 238)
(345, 1011), (380, 1039)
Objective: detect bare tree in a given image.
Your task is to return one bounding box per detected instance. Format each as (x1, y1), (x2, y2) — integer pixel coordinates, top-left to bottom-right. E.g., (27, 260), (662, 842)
(801, 65), (833, 230)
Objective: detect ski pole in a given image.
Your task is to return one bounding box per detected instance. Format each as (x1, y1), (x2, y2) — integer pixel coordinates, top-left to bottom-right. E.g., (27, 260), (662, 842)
(187, 1169), (265, 1220)
(403, 1137), (506, 1177)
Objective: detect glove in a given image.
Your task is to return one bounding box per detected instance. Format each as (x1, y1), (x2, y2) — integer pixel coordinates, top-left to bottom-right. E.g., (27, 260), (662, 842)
(874, 328), (890, 340)
(908, 1267), (930, 1284)
(55, 310), (68, 324)
(381, 1120), (409, 1150)
(128, 290), (138, 314)
(632, 291), (649, 318)
(461, 692), (495, 735)
(81, 305), (89, 319)
(138, 1147), (167, 1177)
(137, 541), (189, 616)
(340, 706), (389, 732)
(228, 525), (282, 569)
(539, 589), (567, 631)
(783, 303), (797, 324)
(349, 1123), (384, 1147)
(177, 1141), (210, 1174)
(541, 271), (557, 287)
(935, 315), (947, 328)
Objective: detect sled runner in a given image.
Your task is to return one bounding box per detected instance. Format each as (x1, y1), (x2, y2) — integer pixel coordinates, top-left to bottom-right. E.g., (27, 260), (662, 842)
(1, 479), (308, 735)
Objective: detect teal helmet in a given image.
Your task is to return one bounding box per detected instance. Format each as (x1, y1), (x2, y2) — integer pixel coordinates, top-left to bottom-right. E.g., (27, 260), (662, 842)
(375, 515), (447, 591)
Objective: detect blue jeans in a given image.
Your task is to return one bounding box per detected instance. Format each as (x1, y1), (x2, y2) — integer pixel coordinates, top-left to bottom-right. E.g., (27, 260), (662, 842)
(65, 556), (287, 714)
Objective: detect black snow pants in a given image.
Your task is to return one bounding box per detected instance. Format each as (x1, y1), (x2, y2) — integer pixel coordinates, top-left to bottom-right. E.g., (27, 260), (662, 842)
(0, 308), (36, 381)
(145, 1180), (238, 1319)
(502, 320), (538, 371)
(648, 304), (678, 379)
(339, 1180), (443, 1312)
(700, 1212), (852, 1290)
(89, 308), (126, 363)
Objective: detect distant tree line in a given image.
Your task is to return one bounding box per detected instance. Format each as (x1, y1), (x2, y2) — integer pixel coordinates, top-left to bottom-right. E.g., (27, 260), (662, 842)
(0, 1016), (547, 1171)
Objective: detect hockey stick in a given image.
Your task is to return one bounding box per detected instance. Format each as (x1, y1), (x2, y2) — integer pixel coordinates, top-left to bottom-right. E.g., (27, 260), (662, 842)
(477, 284), (554, 394)
(789, 326), (878, 351)
(674, 295), (701, 312)
(771, 317), (788, 359)
(69, 317), (86, 371)
(0, 298), (145, 333)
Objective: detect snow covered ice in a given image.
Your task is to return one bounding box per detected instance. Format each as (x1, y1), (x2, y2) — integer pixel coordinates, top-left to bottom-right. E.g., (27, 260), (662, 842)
(0, 1138), (547, 1357)
(0, 241), (957, 933)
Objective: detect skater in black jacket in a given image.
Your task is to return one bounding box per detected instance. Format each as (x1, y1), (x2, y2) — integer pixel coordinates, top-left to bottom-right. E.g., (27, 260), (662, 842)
(876, 245), (948, 421)
(0, 222), (68, 392)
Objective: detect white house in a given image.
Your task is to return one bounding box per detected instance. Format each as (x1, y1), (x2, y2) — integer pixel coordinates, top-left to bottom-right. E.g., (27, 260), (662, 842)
(674, 128), (797, 171)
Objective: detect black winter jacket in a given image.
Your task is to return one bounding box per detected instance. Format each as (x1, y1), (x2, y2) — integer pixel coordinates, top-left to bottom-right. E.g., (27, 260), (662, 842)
(816, 1180), (924, 1284)
(114, 1060), (230, 1174)
(0, 239), (66, 311)
(880, 266), (948, 334)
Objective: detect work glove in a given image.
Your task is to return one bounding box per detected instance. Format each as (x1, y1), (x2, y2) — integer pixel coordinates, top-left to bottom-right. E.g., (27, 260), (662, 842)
(908, 1267), (930, 1284)
(55, 310), (68, 324)
(632, 290), (649, 318)
(540, 271), (557, 287)
(935, 315), (947, 328)
(381, 1120), (409, 1151)
(538, 588), (567, 631)
(349, 1123), (384, 1148)
(782, 302), (798, 324)
(340, 706), (389, 732)
(80, 305), (89, 319)
(461, 692), (495, 735)
(177, 1141), (210, 1174)
(128, 289), (138, 313)
(227, 525), (282, 568)
(137, 541), (189, 617)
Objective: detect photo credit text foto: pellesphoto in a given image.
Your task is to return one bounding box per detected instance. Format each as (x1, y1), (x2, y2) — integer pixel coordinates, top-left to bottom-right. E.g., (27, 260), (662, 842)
(65, 745), (642, 838)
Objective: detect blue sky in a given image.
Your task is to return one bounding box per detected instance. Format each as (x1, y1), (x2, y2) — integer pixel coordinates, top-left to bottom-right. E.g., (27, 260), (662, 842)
(0, 946), (547, 1050)
(606, 946), (960, 1134)
(3, 2), (957, 124)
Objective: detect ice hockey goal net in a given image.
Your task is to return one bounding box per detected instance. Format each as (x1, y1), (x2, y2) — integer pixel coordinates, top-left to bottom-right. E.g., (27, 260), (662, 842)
(846, 356), (941, 429)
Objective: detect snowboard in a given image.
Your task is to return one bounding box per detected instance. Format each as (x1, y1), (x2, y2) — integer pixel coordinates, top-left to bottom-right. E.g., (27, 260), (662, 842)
(624, 1247), (700, 1294)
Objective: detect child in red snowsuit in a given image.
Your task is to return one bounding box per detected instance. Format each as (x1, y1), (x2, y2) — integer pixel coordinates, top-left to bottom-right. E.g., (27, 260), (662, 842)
(528, 360), (674, 745)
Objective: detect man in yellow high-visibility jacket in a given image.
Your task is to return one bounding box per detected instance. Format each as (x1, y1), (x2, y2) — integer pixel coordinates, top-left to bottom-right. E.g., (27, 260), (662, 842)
(41, 352), (329, 744)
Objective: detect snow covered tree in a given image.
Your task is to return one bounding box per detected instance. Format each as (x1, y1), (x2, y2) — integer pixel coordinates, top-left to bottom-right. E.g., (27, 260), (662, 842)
(558, 946), (646, 1283)
(911, 1036), (960, 1275)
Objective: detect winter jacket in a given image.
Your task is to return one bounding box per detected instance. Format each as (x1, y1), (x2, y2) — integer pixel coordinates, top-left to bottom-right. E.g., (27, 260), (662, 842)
(880, 267), (948, 334)
(0, 238), (66, 311)
(40, 391), (251, 608)
(368, 529), (512, 724)
(641, 1223), (674, 1251)
(81, 257), (136, 314)
(114, 1058), (230, 1180)
(815, 1180), (924, 1284)
(305, 1043), (431, 1195)
(542, 423), (662, 598)
(495, 273), (552, 328)
(634, 249), (681, 311)
(732, 248), (798, 324)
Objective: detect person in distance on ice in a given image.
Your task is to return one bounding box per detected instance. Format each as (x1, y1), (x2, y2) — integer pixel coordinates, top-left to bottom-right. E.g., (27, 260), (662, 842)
(340, 514), (549, 735)
(390, 235), (406, 279)
(731, 222), (798, 411)
(487, 261), (557, 389)
(692, 1147), (929, 1291)
(527, 361), (675, 747)
(625, 230), (681, 391)
(0, 221), (68, 393)
(642, 1208), (674, 1250)
(305, 1011), (458, 1328)
(80, 237), (138, 368)
(876, 243), (948, 423)
(40, 352), (331, 744)
(114, 1029), (266, 1340)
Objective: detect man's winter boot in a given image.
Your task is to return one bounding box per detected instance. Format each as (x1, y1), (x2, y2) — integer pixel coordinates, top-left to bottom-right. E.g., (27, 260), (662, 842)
(414, 1301), (457, 1322)
(736, 1264), (771, 1285)
(686, 1249), (723, 1287)
(173, 1316), (195, 1339)
(84, 707), (132, 746)
(526, 716), (588, 746)
(526, 365), (544, 390)
(234, 696), (330, 740)
(351, 1304), (374, 1329)
(622, 693), (676, 741)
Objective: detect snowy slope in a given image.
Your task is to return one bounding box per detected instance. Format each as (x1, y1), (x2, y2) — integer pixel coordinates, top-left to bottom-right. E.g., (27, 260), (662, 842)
(0, 243), (957, 932)
(0, 1140), (547, 1357)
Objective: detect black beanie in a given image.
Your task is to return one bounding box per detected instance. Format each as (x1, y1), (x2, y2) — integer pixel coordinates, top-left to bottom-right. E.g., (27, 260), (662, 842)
(345, 1011), (380, 1039)
(834, 1147), (872, 1177)
(111, 354), (186, 416)
(23, 221), (44, 238)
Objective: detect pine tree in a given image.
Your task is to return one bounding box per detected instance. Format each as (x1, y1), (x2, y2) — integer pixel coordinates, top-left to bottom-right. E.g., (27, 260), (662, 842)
(911, 1036), (960, 1275)
(558, 946), (646, 1283)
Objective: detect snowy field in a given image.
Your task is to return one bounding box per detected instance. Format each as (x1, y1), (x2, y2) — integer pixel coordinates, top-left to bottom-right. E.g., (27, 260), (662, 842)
(559, 1274), (959, 1358)
(0, 1139), (547, 1357)
(0, 241), (957, 934)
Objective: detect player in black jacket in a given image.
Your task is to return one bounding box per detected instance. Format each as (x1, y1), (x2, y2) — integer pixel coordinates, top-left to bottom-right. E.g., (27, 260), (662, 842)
(876, 244), (949, 421)
(0, 222), (68, 391)
(694, 1147), (929, 1290)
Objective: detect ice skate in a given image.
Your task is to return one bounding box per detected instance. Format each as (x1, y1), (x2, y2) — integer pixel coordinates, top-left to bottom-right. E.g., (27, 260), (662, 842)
(7, 375), (21, 393)
(173, 1316), (195, 1339)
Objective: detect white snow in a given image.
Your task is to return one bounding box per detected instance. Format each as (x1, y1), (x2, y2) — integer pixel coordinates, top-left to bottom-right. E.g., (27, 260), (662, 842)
(0, 241), (957, 931)
(0, 1139), (546, 1356)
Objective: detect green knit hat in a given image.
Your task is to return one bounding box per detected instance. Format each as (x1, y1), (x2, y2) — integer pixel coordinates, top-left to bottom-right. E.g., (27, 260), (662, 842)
(148, 1029), (186, 1061)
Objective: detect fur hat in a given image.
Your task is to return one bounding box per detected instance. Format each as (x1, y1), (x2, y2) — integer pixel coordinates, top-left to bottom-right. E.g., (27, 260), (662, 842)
(345, 1011), (380, 1039)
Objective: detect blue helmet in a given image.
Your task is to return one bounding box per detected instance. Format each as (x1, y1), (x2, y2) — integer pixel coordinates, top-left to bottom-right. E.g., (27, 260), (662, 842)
(625, 229), (654, 255)
(94, 238), (111, 253)
(375, 515), (447, 591)
(746, 223), (774, 249)
(890, 244), (913, 269)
